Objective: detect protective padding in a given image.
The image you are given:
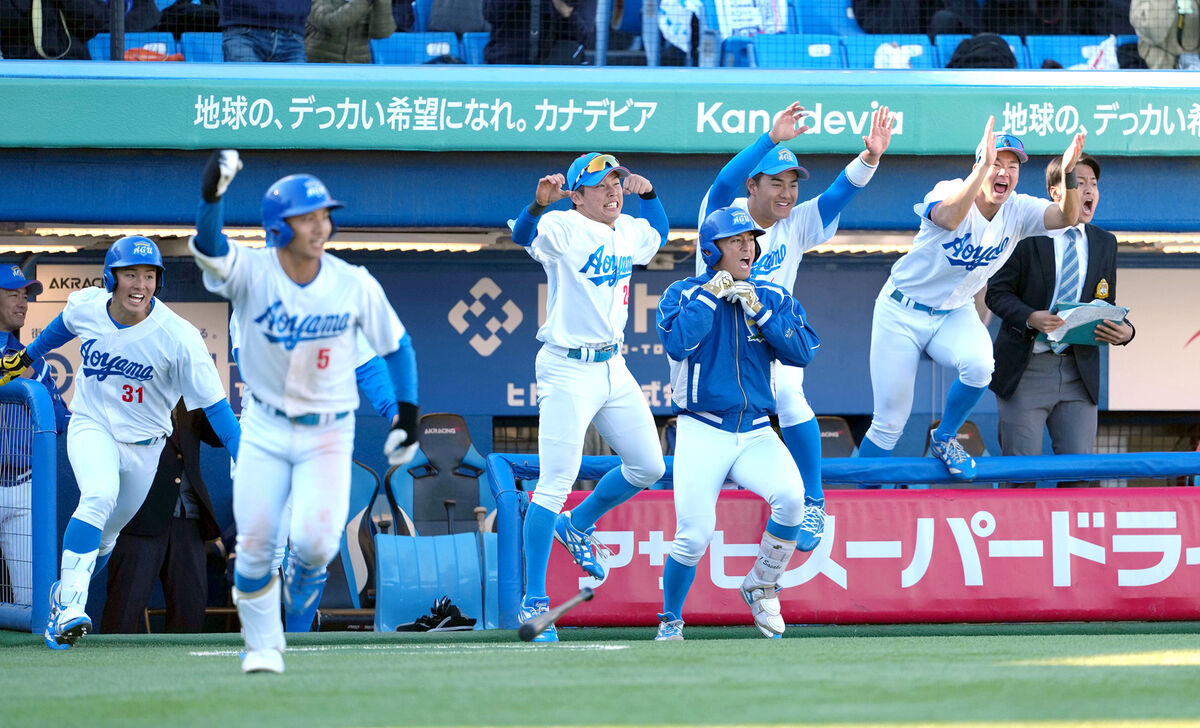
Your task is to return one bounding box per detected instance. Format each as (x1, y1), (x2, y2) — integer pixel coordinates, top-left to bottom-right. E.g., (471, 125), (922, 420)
(373, 531), (498, 630)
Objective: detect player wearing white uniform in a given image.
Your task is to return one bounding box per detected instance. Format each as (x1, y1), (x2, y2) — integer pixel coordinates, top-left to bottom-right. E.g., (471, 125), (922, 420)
(857, 118), (1085, 480)
(658, 207), (821, 640)
(0, 236), (241, 650)
(189, 151), (419, 673)
(696, 102), (892, 549)
(509, 152), (668, 642)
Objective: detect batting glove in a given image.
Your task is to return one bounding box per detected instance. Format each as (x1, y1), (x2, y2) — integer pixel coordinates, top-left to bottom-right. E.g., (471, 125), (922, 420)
(729, 281), (764, 317)
(384, 402), (420, 466)
(701, 270), (735, 299)
(201, 149), (242, 203)
(0, 348), (32, 386)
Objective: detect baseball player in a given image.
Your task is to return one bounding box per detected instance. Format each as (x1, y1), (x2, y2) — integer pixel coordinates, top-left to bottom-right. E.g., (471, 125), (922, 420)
(857, 117), (1085, 480)
(508, 152), (668, 642)
(0, 236), (241, 650)
(189, 150), (420, 673)
(657, 206), (821, 640)
(696, 101), (892, 549)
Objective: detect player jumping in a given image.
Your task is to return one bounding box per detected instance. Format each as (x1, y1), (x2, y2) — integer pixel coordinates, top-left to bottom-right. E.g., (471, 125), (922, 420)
(858, 117), (1085, 480)
(0, 236), (241, 650)
(697, 101), (892, 549)
(657, 206), (821, 640)
(509, 152), (668, 642)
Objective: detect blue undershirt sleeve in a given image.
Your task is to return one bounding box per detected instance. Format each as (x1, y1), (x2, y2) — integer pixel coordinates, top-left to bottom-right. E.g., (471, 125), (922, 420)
(639, 195), (669, 246)
(203, 399), (241, 460)
(382, 333), (418, 405)
(24, 314), (75, 361)
(194, 200), (230, 257)
(355, 356), (400, 420)
(512, 206), (541, 247)
(815, 171), (864, 228)
(706, 133), (778, 216)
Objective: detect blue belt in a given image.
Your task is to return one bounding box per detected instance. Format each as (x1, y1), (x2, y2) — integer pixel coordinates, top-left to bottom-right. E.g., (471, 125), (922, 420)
(253, 396), (351, 426)
(567, 344), (619, 363)
(890, 289), (954, 316)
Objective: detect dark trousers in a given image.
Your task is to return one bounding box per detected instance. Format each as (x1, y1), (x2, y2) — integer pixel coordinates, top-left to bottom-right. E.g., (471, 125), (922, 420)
(101, 517), (207, 634)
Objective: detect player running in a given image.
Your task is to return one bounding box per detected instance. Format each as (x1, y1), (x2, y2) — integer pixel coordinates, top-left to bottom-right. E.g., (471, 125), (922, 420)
(657, 206), (821, 640)
(697, 101), (892, 549)
(0, 236), (241, 650)
(189, 151), (420, 673)
(857, 117), (1085, 479)
(508, 152), (668, 642)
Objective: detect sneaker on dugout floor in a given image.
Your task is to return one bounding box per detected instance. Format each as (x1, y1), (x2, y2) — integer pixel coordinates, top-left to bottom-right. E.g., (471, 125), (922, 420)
(518, 595), (558, 643)
(241, 648), (285, 674)
(655, 612), (684, 641)
(43, 580), (90, 651)
(740, 580), (784, 639)
(928, 428), (977, 480)
(553, 510), (608, 580)
(796, 499), (825, 553)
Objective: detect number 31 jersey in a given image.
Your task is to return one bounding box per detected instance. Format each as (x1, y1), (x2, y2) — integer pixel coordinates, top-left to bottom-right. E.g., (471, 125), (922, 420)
(61, 287), (226, 441)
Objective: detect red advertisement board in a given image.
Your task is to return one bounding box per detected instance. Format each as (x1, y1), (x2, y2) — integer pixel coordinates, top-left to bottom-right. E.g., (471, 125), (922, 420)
(547, 488), (1200, 626)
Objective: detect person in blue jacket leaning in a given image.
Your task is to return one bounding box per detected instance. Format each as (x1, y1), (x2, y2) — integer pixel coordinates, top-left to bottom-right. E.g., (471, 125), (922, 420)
(654, 206), (822, 642)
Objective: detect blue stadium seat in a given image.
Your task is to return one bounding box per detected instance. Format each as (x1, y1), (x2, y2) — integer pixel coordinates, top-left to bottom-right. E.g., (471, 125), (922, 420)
(461, 31), (489, 64)
(180, 32), (223, 62)
(793, 0), (864, 36)
(87, 32), (177, 60)
(370, 32), (461, 64)
(843, 34), (937, 68)
(1025, 34), (1110, 68)
(934, 34), (1030, 69)
(413, 0), (432, 32)
(752, 33), (844, 68)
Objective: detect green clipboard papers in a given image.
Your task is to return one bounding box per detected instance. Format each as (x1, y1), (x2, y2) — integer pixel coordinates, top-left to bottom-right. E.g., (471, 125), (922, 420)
(1038, 300), (1131, 347)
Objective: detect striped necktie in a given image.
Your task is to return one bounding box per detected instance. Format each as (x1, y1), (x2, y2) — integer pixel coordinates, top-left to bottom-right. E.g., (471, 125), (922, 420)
(1051, 228), (1081, 354)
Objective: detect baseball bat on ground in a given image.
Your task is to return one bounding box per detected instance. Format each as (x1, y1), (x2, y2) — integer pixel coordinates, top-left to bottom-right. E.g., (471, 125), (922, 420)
(517, 587), (595, 642)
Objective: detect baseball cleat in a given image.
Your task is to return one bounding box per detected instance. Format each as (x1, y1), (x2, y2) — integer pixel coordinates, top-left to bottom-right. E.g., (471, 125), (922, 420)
(553, 511), (608, 580)
(797, 498), (825, 553)
(241, 648), (285, 674)
(928, 428), (977, 480)
(43, 581), (91, 650)
(740, 578), (785, 638)
(655, 612), (684, 641)
(518, 596), (558, 643)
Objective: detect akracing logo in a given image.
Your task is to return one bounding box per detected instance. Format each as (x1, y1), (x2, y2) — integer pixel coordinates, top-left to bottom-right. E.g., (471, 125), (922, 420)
(79, 339), (154, 382)
(424, 427), (459, 435)
(448, 277), (523, 357)
(253, 301), (351, 350)
(579, 245), (633, 287)
(941, 233), (1009, 271)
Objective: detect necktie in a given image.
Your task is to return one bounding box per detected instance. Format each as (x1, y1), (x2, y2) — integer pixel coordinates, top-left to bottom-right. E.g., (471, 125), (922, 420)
(1051, 228), (1080, 354)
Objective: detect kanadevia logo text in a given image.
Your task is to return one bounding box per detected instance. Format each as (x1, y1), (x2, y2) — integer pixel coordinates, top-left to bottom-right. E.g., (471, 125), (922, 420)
(448, 277), (523, 356)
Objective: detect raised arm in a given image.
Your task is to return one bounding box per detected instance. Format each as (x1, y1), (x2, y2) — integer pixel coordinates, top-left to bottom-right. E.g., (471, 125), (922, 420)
(512, 173), (569, 247)
(929, 116), (996, 231)
(1042, 131), (1086, 230)
(194, 150), (243, 258)
(624, 174), (668, 245)
(704, 102), (809, 216)
(815, 105), (891, 226)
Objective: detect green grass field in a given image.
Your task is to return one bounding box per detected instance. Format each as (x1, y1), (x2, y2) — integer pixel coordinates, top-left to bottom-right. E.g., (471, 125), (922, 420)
(3, 623), (1200, 728)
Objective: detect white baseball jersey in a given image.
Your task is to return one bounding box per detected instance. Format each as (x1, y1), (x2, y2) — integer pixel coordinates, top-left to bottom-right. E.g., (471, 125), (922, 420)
(889, 181), (1061, 310)
(526, 209), (660, 348)
(694, 195), (836, 291)
(190, 242), (405, 416)
(230, 316), (378, 371)
(61, 287), (225, 442)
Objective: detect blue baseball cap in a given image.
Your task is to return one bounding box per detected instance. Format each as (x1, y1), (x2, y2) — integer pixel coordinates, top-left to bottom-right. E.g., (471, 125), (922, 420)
(0, 264), (42, 296)
(977, 132), (1029, 164)
(750, 144), (810, 180)
(567, 153), (630, 191)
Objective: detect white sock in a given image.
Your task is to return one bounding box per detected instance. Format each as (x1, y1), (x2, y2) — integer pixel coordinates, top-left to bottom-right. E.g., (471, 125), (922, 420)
(744, 531), (796, 589)
(234, 575), (287, 654)
(59, 549), (97, 611)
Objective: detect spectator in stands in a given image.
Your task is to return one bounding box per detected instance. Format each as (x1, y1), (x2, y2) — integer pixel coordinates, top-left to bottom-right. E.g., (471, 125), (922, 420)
(0, 0), (159, 60)
(219, 0), (310, 62)
(305, 0), (394, 63)
(931, 0), (1135, 37)
(482, 0), (594, 63)
(101, 400), (225, 633)
(853, 0), (942, 35)
(986, 154), (1134, 487)
(1131, 0), (1200, 68)
(0, 265), (69, 609)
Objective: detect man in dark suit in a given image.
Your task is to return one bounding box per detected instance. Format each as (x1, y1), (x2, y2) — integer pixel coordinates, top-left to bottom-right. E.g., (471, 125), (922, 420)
(102, 401), (225, 632)
(986, 153), (1134, 486)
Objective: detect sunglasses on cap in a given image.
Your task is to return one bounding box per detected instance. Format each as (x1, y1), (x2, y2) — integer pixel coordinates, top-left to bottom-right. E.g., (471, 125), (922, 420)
(572, 154), (621, 190)
(995, 133), (1024, 154)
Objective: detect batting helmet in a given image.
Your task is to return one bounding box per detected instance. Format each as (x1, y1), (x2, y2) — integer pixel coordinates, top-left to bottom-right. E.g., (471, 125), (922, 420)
(103, 236), (165, 296)
(698, 207), (765, 269)
(261, 174), (344, 248)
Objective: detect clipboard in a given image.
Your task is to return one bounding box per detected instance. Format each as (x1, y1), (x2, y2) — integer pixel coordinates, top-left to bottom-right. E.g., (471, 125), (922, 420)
(1038, 300), (1130, 347)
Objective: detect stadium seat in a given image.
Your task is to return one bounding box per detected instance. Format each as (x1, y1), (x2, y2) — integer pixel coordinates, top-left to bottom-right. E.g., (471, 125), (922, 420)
(934, 34), (1030, 69)
(751, 33), (844, 69)
(817, 416), (858, 458)
(461, 31), (489, 64)
(1025, 34), (1110, 69)
(843, 34), (938, 68)
(370, 32), (460, 64)
(413, 0), (433, 32)
(793, 0), (864, 36)
(319, 460), (383, 613)
(87, 32), (177, 60)
(179, 32), (223, 63)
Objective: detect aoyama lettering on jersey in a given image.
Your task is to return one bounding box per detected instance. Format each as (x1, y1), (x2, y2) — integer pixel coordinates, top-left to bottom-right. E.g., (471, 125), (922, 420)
(526, 210), (660, 348)
(189, 242), (405, 417)
(888, 180), (1063, 310)
(228, 315), (377, 373)
(61, 287), (225, 441)
(693, 195), (836, 291)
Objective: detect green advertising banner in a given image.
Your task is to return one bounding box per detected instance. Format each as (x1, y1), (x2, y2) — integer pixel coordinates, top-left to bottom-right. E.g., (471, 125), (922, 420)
(2, 62), (1198, 156)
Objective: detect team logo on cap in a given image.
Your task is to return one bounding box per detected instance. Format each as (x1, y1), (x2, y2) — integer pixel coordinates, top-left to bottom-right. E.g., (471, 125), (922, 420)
(9, 265), (22, 279)
(778, 149), (796, 164)
(132, 244), (153, 257)
(304, 179), (328, 199)
(731, 211), (751, 226)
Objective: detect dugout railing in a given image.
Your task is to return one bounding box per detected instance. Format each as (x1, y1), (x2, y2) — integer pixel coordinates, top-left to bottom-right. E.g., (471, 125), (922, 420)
(486, 452), (1200, 629)
(0, 380), (58, 634)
